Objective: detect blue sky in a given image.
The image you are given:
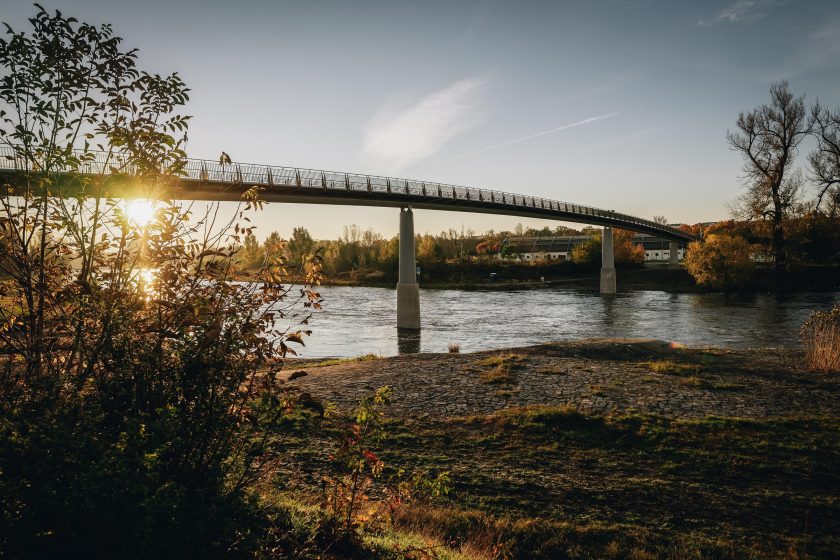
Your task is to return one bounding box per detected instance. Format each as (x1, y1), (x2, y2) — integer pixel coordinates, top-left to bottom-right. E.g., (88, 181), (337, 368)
(5, 0), (840, 239)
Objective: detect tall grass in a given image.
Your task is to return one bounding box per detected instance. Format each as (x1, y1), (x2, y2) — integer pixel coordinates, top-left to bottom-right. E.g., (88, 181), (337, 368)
(801, 303), (840, 372)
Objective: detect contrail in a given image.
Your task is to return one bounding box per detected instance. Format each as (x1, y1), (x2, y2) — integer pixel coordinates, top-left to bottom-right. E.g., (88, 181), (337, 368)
(456, 111), (619, 157)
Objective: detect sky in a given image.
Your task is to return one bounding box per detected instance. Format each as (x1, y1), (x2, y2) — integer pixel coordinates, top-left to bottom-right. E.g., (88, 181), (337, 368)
(4, 0), (840, 240)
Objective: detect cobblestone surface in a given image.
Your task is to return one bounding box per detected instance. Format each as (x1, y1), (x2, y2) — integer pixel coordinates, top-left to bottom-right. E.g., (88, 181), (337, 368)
(285, 339), (838, 419)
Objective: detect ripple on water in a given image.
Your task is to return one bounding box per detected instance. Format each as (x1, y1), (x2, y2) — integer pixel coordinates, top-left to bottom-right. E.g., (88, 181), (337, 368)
(282, 286), (839, 358)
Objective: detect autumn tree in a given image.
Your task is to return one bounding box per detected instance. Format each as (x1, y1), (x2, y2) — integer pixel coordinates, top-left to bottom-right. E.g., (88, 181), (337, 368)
(684, 234), (755, 292)
(727, 81), (810, 270)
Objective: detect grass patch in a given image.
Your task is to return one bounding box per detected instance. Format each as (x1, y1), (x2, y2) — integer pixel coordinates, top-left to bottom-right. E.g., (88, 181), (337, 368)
(295, 353), (381, 368)
(480, 363), (516, 385)
(475, 352), (527, 368)
(272, 393), (840, 559)
(643, 360), (701, 376)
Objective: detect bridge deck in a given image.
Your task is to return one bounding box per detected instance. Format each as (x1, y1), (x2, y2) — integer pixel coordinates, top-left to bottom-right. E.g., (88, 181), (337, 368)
(0, 148), (697, 242)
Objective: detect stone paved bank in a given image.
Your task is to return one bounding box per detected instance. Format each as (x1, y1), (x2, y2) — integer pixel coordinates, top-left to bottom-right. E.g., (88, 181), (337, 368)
(286, 339), (838, 419)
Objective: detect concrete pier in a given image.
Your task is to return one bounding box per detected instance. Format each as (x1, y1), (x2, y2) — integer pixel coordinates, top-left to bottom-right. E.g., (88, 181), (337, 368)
(397, 207), (420, 330)
(600, 226), (617, 295)
(669, 241), (680, 269)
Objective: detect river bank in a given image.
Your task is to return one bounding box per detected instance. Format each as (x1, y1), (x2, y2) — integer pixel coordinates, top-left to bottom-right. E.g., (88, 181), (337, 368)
(274, 339), (839, 558)
(318, 263), (840, 293)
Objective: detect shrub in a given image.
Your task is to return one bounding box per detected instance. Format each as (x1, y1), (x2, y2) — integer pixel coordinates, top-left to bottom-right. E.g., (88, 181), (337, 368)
(801, 303), (840, 372)
(448, 343), (461, 353)
(0, 7), (320, 557)
(683, 234), (755, 291)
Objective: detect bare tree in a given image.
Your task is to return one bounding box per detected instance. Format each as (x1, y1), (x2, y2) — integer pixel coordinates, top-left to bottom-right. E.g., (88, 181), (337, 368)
(809, 102), (840, 218)
(727, 81), (810, 270)
(652, 215), (668, 225)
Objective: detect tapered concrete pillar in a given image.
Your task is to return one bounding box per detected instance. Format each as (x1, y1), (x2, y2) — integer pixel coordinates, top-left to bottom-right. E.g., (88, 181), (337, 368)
(600, 227), (617, 295)
(669, 241), (680, 269)
(397, 207), (420, 330)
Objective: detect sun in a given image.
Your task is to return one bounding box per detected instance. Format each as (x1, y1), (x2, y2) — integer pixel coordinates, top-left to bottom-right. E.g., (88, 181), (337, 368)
(125, 199), (155, 227)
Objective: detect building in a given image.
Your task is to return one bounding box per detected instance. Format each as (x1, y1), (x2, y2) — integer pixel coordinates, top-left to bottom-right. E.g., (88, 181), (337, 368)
(497, 233), (685, 262)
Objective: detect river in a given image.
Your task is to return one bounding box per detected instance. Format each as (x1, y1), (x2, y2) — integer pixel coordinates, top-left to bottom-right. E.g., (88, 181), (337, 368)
(286, 286), (839, 358)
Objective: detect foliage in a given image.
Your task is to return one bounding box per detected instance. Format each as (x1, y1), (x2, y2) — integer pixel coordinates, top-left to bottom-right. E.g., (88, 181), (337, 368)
(0, 7), (320, 557)
(801, 302), (840, 372)
(683, 234), (755, 291)
(288, 225), (315, 269)
(570, 229), (643, 267)
(570, 235), (601, 266)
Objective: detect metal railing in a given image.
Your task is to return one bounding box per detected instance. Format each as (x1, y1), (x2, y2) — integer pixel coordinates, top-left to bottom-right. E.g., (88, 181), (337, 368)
(0, 146), (696, 241)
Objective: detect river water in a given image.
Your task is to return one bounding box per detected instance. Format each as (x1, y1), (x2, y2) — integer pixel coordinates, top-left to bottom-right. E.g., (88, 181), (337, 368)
(288, 286), (839, 358)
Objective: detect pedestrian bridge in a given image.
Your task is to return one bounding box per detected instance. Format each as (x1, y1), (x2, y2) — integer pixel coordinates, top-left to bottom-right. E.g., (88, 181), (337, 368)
(0, 148), (699, 330)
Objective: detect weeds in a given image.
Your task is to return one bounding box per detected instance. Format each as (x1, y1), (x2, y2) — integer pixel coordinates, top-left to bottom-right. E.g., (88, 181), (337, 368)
(801, 303), (840, 372)
(480, 363), (516, 385)
(643, 360), (701, 376)
(299, 354), (381, 368)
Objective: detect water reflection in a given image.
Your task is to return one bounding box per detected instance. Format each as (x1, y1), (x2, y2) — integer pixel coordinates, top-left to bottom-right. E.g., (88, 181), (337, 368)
(397, 329), (421, 354)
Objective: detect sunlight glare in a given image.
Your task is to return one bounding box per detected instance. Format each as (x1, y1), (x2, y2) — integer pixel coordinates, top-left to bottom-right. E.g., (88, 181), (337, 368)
(126, 199), (155, 227)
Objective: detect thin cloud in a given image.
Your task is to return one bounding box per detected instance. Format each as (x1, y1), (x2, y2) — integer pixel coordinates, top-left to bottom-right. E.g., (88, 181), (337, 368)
(456, 111), (619, 158)
(697, 0), (783, 26)
(362, 78), (485, 173)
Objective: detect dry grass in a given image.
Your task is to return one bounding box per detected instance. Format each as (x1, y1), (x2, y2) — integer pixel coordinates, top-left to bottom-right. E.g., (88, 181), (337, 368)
(295, 353), (381, 368)
(801, 305), (840, 372)
(480, 363), (516, 385)
(475, 353), (526, 368)
(643, 360), (701, 376)
(448, 343), (461, 354)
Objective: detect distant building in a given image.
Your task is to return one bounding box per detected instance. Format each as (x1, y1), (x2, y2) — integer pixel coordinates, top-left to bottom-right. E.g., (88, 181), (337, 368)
(497, 233), (685, 262)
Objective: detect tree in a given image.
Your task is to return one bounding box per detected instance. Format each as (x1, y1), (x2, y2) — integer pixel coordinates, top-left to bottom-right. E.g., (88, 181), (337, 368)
(238, 232), (264, 268)
(288, 226), (315, 269)
(727, 81), (810, 270)
(614, 229), (645, 265)
(809, 102), (840, 218)
(0, 7), (318, 556)
(571, 236), (601, 267)
(263, 231), (285, 263)
(652, 215), (668, 225)
(570, 229), (643, 267)
(684, 234), (755, 292)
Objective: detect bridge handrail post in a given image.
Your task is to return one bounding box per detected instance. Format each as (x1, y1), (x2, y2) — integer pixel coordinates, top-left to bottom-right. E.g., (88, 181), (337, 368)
(386, 179), (391, 193)
(321, 172), (327, 189)
(267, 167), (273, 186)
(421, 182), (426, 196)
(295, 170), (302, 188)
(345, 174), (350, 190)
(236, 165), (242, 183)
(367, 177), (372, 192)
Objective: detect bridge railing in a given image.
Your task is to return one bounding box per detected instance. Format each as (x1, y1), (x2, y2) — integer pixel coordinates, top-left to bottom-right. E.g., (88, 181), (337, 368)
(0, 146), (695, 240)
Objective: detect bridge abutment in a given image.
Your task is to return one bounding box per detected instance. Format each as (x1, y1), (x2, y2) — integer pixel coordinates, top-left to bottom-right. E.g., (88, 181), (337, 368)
(669, 241), (680, 269)
(600, 226), (617, 295)
(397, 207), (420, 330)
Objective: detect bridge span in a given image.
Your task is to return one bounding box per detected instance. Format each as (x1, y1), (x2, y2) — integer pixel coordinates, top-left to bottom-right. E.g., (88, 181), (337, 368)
(0, 148), (698, 330)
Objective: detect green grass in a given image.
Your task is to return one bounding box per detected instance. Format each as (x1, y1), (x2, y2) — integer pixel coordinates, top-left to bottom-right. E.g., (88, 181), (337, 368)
(275, 405), (840, 559)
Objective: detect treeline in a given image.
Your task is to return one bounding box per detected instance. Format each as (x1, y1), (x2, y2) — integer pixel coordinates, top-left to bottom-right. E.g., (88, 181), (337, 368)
(236, 223), (650, 284)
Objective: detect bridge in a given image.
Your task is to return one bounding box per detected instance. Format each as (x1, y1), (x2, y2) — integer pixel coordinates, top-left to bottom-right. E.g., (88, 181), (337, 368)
(0, 148), (698, 331)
